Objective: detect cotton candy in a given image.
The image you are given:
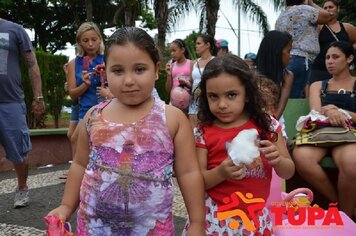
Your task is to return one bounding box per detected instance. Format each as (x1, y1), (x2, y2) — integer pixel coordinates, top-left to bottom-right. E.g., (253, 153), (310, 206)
(228, 128), (259, 165)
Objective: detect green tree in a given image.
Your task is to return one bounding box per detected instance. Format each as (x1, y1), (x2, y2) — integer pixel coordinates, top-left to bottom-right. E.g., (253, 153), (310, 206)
(153, 0), (193, 54)
(0, 0), (83, 53)
(195, 0), (285, 36)
(0, 0), (156, 53)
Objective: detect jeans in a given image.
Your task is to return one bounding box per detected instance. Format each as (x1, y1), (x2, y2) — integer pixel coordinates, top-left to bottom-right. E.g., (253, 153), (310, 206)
(287, 55), (312, 98)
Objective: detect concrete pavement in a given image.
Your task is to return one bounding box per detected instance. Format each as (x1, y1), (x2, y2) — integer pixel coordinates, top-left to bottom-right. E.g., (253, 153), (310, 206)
(0, 164), (187, 236)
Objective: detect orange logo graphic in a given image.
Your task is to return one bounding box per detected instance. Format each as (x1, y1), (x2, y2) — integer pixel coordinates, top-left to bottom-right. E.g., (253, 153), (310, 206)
(217, 192), (265, 231)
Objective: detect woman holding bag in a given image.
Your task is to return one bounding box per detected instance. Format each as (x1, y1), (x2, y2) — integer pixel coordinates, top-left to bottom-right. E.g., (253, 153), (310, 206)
(293, 41), (356, 218)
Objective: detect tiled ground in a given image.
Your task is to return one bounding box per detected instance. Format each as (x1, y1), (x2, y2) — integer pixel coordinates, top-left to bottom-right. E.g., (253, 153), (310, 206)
(0, 164), (187, 236)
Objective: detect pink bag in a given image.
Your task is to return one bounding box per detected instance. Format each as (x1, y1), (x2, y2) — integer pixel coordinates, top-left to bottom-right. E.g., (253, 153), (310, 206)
(44, 215), (74, 236)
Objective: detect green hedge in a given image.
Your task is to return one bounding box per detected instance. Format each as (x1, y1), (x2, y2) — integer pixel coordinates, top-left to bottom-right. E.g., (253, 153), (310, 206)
(22, 51), (68, 128)
(156, 68), (168, 103)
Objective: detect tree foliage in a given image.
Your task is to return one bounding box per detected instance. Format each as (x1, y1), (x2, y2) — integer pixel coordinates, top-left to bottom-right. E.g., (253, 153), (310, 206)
(1, 0), (355, 55)
(0, 0), (156, 53)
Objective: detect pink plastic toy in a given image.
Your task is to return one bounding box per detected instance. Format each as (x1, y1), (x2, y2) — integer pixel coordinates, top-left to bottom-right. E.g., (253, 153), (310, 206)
(281, 187), (314, 210)
(170, 86), (190, 110)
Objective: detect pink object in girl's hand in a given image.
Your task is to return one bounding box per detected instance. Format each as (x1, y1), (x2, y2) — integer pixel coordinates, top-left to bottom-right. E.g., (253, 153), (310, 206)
(94, 64), (106, 85)
(170, 85), (190, 110)
(82, 56), (90, 71)
(44, 215), (74, 236)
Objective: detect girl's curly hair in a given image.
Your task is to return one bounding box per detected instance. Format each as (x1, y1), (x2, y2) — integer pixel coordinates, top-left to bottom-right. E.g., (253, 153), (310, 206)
(197, 54), (273, 139)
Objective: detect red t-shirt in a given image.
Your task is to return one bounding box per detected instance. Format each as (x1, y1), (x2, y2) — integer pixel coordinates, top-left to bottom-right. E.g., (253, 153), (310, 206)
(195, 118), (281, 211)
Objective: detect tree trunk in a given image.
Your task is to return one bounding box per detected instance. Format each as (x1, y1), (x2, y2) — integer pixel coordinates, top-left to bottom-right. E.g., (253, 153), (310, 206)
(154, 0), (169, 54)
(205, 0), (220, 37)
(124, 7), (136, 26)
(85, 0), (93, 21)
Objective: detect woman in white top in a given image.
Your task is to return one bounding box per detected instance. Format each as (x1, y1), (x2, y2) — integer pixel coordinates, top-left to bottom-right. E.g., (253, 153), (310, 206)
(189, 34), (216, 128)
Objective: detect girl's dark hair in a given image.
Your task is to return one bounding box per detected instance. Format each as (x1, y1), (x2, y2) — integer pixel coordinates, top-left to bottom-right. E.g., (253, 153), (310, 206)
(327, 41), (355, 70)
(256, 30), (292, 85)
(286, 0), (305, 6)
(198, 34), (218, 56)
(104, 27), (161, 65)
(197, 54), (272, 139)
(323, 0), (339, 7)
(172, 39), (190, 59)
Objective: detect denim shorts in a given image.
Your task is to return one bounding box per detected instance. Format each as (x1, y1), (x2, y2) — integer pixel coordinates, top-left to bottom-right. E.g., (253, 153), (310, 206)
(70, 101), (80, 122)
(287, 55), (312, 98)
(0, 102), (32, 164)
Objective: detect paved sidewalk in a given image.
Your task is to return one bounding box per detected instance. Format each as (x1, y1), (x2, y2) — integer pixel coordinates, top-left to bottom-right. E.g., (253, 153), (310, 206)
(0, 164), (187, 236)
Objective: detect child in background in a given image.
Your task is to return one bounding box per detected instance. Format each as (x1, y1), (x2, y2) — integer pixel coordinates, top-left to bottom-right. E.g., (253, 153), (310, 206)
(192, 55), (295, 235)
(244, 52), (257, 69)
(48, 27), (205, 235)
(216, 39), (229, 57)
(66, 22), (108, 170)
(165, 39), (194, 113)
(256, 30), (293, 120)
(255, 73), (288, 140)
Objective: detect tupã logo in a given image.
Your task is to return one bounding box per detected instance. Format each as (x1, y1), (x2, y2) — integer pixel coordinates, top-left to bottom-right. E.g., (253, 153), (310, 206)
(217, 192), (265, 231)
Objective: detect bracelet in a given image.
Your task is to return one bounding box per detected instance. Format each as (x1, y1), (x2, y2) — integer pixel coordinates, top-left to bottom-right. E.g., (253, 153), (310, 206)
(338, 108), (352, 119)
(33, 95), (44, 102)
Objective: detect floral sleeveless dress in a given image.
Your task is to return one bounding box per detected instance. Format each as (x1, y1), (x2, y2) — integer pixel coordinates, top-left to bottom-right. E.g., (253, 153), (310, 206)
(76, 99), (175, 236)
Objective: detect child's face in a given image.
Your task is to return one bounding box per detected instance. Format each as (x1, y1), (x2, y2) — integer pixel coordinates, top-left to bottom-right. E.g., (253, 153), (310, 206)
(170, 43), (185, 61)
(79, 30), (101, 56)
(105, 43), (159, 106)
(282, 40), (292, 68)
(206, 72), (248, 126)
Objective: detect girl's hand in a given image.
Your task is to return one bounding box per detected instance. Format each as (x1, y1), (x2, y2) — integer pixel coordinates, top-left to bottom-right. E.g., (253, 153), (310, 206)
(178, 77), (192, 88)
(218, 159), (245, 180)
(165, 62), (172, 74)
(82, 71), (91, 86)
(259, 140), (281, 166)
(185, 221), (205, 236)
(96, 86), (111, 99)
(47, 205), (72, 222)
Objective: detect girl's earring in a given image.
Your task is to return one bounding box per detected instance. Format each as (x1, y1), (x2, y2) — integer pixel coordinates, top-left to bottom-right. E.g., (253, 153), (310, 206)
(349, 63), (355, 71)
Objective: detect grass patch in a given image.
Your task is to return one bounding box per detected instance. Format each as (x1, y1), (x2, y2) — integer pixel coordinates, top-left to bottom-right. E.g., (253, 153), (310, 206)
(45, 112), (70, 128)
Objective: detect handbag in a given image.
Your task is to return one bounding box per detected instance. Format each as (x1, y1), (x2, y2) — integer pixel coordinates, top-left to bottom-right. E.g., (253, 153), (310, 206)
(295, 126), (356, 147)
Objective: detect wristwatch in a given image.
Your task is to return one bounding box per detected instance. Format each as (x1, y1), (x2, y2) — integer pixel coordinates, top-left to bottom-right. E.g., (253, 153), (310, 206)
(34, 95), (44, 102)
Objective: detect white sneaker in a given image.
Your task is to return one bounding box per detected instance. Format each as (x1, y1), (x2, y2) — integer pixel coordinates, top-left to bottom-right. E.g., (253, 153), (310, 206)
(14, 187), (29, 208)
